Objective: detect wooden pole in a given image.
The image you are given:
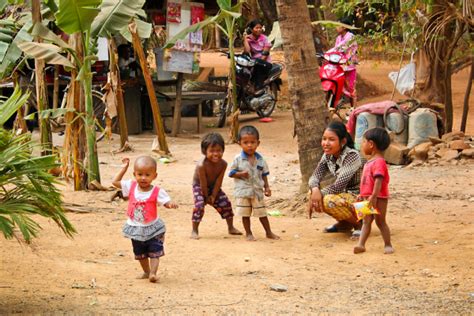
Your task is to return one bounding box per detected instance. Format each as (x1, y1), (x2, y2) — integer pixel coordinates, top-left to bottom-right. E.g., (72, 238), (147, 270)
(171, 72), (184, 137)
(129, 21), (170, 154)
(53, 65), (59, 109)
(108, 38), (130, 150)
(32, 0), (52, 155)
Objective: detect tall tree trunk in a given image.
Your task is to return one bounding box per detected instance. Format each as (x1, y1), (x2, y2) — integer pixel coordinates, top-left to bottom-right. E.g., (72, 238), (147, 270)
(63, 33), (87, 190)
(32, 0), (52, 155)
(108, 38), (130, 150)
(82, 32), (101, 186)
(243, 0), (259, 21)
(276, 0), (327, 191)
(460, 56), (473, 132)
(258, 0), (278, 23)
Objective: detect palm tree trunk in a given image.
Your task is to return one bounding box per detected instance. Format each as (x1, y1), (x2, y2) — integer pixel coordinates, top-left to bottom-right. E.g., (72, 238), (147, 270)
(32, 0), (52, 155)
(276, 0), (327, 191)
(227, 18), (239, 143)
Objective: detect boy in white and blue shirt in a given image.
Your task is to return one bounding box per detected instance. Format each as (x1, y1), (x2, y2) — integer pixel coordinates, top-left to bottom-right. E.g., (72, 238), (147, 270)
(229, 125), (280, 241)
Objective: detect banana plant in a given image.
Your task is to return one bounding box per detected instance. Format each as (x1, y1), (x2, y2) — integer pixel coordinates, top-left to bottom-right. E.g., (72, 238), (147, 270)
(17, 0), (151, 188)
(164, 0), (244, 142)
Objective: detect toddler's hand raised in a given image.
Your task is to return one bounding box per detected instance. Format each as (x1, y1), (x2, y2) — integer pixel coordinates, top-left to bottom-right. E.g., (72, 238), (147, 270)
(122, 158), (130, 166)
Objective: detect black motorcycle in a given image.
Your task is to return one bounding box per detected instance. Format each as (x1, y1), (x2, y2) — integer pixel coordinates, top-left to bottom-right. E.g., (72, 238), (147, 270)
(216, 53), (283, 127)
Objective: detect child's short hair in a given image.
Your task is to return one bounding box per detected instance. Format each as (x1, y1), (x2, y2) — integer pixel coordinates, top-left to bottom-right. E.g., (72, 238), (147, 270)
(238, 125), (259, 141)
(201, 132), (225, 155)
(364, 127), (391, 151)
(134, 155), (157, 170)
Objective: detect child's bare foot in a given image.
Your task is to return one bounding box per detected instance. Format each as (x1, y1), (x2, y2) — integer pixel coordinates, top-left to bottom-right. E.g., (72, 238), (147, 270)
(384, 245), (394, 254)
(246, 234), (257, 241)
(190, 230), (199, 240)
(149, 274), (159, 283)
(228, 227), (243, 235)
(137, 272), (149, 279)
(266, 232), (280, 240)
(353, 246), (366, 254)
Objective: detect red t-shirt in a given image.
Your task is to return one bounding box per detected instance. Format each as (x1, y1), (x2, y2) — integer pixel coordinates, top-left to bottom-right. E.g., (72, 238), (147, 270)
(360, 157), (390, 198)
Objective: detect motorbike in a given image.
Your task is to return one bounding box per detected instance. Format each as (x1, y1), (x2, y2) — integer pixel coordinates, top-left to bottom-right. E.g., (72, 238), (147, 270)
(317, 51), (353, 121)
(216, 53), (283, 128)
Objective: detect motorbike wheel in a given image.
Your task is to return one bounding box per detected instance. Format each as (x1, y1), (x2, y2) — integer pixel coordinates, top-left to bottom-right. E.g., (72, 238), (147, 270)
(257, 83), (278, 118)
(326, 90), (334, 109)
(216, 98), (229, 128)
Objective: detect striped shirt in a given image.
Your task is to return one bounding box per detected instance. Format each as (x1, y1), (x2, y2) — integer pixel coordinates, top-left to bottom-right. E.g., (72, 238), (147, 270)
(308, 146), (362, 195)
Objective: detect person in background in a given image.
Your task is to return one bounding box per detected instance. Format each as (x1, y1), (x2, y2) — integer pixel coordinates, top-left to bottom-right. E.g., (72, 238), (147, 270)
(329, 17), (358, 107)
(243, 19), (273, 90)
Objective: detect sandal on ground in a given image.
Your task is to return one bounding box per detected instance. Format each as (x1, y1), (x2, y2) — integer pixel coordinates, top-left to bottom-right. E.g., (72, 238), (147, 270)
(351, 230), (361, 239)
(324, 225), (339, 233)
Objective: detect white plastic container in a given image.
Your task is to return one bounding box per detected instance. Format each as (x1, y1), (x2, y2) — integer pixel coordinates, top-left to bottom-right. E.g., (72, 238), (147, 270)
(407, 108), (438, 148)
(355, 112), (383, 150)
(386, 112), (408, 145)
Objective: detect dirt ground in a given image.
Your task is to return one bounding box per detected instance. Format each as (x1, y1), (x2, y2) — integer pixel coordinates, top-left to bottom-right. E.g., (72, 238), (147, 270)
(0, 53), (473, 314)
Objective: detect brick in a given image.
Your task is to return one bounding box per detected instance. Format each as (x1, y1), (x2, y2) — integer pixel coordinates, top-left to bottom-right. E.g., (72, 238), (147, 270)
(449, 140), (470, 151)
(461, 148), (474, 158)
(408, 142), (432, 162)
(384, 143), (409, 165)
(441, 131), (465, 142)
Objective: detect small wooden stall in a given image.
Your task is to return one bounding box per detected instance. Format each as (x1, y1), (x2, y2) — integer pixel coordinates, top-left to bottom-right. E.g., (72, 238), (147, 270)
(118, 0), (227, 136)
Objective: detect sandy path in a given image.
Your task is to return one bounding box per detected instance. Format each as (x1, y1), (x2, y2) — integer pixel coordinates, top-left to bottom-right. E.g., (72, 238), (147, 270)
(0, 54), (473, 314)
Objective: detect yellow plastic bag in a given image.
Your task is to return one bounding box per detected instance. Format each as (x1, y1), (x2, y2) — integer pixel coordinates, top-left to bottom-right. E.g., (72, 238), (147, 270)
(353, 201), (380, 221)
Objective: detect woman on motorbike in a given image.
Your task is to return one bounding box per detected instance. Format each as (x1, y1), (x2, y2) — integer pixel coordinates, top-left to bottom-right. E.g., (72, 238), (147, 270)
(329, 17), (358, 107)
(243, 19), (272, 62)
(243, 19), (273, 90)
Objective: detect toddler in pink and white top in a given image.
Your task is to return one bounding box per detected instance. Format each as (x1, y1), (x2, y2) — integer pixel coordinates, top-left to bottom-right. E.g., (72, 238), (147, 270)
(112, 156), (178, 283)
(354, 128), (394, 255)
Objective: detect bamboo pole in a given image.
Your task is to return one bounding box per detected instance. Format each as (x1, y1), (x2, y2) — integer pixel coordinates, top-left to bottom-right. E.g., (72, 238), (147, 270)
(171, 72), (184, 137)
(32, 0), (52, 155)
(108, 38), (131, 150)
(129, 21), (170, 154)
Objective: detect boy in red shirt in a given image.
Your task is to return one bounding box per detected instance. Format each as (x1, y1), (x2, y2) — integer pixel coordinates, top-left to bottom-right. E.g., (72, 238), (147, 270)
(354, 128), (394, 254)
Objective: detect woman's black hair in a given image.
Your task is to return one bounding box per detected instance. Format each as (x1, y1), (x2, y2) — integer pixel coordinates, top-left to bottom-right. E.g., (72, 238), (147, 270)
(201, 132), (225, 155)
(247, 19), (263, 30)
(326, 121), (355, 149)
(238, 125), (259, 141)
(364, 127), (391, 151)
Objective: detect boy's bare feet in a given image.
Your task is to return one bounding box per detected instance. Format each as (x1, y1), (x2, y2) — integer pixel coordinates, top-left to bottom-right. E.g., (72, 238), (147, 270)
(228, 227), (243, 235)
(266, 232), (280, 240)
(384, 246), (394, 254)
(137, 272), (149, 279)
(149, 274), (159, 283)
(246, 234), (257, 241)
(353, 246), (366, 254)
(190, 230), (199, 240)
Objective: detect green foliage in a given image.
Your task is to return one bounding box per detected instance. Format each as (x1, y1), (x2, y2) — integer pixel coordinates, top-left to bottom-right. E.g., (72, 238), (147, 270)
(0, 90), (76, 242)
(55, 0), (101, 35)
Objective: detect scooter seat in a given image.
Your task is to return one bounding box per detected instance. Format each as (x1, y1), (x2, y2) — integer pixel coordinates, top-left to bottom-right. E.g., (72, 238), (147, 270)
(269, 64), (282, 76)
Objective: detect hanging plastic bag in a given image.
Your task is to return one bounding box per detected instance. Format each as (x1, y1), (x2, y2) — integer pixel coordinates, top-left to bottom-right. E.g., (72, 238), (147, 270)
(353, 201), (380, 221)
(388, 53), (416, 96)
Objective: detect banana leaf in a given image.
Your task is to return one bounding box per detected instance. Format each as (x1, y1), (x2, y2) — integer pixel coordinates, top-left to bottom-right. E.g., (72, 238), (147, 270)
(0, 86), (29, 126)
(311, 20), (360, 30)
(91, 0), (147, 38)
(17, 41), (74, 68)
(0, 20), (32, 79)
(120, 18), (152, 42)
(55, 0), (101, 35)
